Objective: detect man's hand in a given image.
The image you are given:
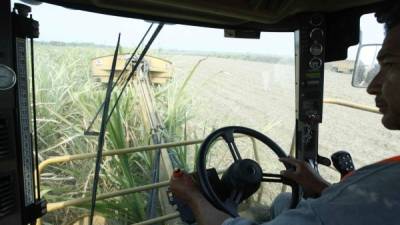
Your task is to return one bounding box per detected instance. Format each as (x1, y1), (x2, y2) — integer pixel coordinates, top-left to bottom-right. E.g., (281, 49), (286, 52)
(169, 170), (231, 225)
(169, 170), (203, 206)
(279, 158), (330, 197)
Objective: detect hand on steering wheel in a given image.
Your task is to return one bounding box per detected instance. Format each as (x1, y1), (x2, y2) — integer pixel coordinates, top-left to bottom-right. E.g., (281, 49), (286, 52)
(280, 158), (330, 197)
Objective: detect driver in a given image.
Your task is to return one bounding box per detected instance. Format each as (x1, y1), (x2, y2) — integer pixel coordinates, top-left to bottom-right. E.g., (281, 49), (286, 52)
(169, 3), (400, 225)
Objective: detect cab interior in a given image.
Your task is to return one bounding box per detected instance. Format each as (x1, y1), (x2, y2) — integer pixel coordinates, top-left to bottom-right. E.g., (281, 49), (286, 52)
(0, 0), (393, 225)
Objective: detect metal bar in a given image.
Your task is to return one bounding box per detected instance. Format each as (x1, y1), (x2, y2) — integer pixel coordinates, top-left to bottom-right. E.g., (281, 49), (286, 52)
(47, 180), (170, 212)
(30, 31), (41, 200)
(133, 63), (165, 220)
(46, 166), (225, 213)
(104, 23), (164, 126)
(323, 98), (380, 114)
(84, 23), (154, 135)
(88, 33), (121, 225)
(39, 135), (245, 174)
(132, 212), (180, 225)
(113, 23), (153, 87)
(281, 130), (296, 193)
(38, 139), (202, 174)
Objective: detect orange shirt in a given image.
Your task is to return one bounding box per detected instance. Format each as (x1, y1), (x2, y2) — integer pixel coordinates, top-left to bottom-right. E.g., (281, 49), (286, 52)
(379, 155), (400, 164)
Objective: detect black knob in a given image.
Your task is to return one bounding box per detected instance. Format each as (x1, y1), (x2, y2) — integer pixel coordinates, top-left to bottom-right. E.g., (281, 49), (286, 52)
(331, 151), (355, 178)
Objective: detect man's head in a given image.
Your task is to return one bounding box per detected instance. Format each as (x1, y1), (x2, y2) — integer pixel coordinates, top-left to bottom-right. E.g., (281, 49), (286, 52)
(367, 2), (400, 130)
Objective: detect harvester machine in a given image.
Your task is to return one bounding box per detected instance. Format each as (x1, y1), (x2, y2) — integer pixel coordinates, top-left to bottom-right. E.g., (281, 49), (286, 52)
(91, 54), (173, 85)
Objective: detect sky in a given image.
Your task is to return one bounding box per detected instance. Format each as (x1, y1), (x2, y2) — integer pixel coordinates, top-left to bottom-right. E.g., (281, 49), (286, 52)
(13, 0), (385, 58)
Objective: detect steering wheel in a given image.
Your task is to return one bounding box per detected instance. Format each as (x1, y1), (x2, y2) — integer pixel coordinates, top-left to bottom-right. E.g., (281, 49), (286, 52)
(196, 126), (299, 217)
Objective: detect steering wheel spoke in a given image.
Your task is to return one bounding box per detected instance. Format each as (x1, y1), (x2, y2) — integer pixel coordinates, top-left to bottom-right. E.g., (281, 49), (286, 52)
(221, 129), (242, 161)
(261, 172), (284, 183)
(262, 172), (296, 186)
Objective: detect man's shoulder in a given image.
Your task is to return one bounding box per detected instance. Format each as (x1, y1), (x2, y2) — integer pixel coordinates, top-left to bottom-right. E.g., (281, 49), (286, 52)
(343, 160), (400, 183)
(322, 161), (400, 199)
(306, 162), (400, 225)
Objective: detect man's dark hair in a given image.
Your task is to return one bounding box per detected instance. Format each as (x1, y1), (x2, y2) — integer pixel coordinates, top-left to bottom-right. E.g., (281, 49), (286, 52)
(375, 0), (400, 32)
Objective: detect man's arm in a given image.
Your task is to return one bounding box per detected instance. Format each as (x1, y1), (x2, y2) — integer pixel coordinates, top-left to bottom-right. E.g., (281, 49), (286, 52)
(169, 158), (330, 225)
(169, 171), (231, 225)
(280, 158), (330, 197)
(189, 194), (231, 225)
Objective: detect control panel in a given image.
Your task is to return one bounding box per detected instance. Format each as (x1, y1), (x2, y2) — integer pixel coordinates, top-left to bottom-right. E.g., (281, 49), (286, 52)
(296, 14), (325, 123)
(295, 14), (326, 164)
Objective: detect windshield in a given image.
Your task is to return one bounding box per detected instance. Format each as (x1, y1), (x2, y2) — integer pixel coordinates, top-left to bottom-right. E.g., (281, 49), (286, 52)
(15, 1), (399, 224)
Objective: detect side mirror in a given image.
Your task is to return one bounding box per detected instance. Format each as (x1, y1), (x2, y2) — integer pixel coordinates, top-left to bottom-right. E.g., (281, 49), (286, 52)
(352, 44), (381, 88)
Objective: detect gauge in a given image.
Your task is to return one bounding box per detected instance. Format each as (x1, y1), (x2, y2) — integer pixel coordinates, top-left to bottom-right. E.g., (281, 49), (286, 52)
(0, 64), (17, 91)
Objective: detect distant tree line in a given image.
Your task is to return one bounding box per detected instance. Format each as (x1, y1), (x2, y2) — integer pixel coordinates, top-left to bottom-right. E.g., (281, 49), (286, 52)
(36, 41), (293, 64)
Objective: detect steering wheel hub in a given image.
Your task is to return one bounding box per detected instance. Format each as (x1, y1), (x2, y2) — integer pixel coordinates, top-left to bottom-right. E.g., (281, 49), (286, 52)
(222, 159), (262, 189)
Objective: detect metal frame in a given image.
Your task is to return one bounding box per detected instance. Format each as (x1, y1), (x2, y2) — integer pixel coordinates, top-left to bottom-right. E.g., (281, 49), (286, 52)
(0, 2), (24, 225)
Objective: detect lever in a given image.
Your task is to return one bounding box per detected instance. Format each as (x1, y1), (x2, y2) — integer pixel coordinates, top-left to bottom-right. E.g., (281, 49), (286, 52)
(331, 151), (355, 179)
(317, 155), (331, 167)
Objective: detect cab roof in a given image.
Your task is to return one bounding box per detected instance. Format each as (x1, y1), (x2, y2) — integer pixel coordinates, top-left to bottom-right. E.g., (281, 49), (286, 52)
(36, 0), (385, 30)
(34, 0), (388, 61)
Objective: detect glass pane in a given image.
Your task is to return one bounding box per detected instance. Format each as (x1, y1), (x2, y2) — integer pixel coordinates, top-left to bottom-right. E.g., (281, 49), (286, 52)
(352, 44), (381, 87)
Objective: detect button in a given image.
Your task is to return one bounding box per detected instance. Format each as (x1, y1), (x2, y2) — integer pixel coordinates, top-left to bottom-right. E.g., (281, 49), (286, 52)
(310, 14), (323, 26)
(310, 43), (324, 56)
(310, 28), (324, 40)
(309, 57), (323, 70)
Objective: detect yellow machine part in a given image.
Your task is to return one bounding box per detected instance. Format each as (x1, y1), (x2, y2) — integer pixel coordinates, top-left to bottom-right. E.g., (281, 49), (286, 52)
(91, 54), (173, 84)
